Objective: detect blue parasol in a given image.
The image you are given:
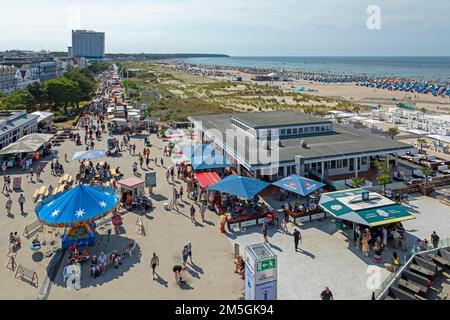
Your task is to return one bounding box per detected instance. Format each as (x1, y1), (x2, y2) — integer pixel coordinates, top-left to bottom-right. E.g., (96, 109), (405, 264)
(272, 174), (325, 196)
(36, 185), (119, 227)
(72, 150), (106, 161)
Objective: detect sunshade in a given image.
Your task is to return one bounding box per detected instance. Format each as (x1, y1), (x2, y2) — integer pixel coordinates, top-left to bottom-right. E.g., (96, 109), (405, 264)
(190, 154), (235, 171)
(319, 188), (416, 227)
(207, 174), (270, 199)
(182, 144), (217, 160)
(195, 171), (221, 188)
(36, 185), (119, 227)
(0, 133), (53, 155)
(272, 174), (325, 196)
(72, 150), (105, 161)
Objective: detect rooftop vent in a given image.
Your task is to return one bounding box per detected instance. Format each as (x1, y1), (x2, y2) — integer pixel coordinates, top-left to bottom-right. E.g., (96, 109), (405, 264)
(300, 140), (307, 148)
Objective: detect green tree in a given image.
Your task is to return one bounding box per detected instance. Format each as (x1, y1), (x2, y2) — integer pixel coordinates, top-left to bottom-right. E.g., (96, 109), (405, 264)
(386, 127), (400, 140)
(420, 166), (433, 187)
(63, 68), (96, 101)
(377, 173), (391, 193)
(351, 177), (365, 188)
(416, 138), (427, 152)
(2, 89), (36, 112)
(45, 77), (82, 113)
(27, 82), (47, 109)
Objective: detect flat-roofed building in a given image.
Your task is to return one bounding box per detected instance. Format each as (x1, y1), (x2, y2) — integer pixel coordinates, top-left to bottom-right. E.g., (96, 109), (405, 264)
(0, 110), (39, 150)
(189, 111), (415, 181)
(72, 30), (105, 59)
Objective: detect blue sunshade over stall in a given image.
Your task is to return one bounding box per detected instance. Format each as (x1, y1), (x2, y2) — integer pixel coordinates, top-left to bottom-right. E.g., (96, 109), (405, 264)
(72, 149), (106, 161)
(36, 185), (119, 227)
(207, 175), (270, 199)
(190, 154), (235, 171)
(272, 174), (325, 196)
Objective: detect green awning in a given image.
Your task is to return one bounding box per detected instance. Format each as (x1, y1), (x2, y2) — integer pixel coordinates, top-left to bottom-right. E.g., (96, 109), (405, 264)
(319, 188), (416, 227)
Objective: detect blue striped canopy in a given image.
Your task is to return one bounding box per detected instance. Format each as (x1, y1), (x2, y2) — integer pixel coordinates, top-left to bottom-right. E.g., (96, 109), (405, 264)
(72, 149), (105, 161)
(272, 174), (325, 196)
(36, 185), (119, 227)
(207, 175), (270, 199)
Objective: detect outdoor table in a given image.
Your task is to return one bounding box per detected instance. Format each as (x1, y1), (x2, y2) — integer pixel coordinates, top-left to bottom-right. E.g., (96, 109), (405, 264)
(54, 185), (66, 195)
(398, 279), (421, 294)
(63, 263), (81, 286)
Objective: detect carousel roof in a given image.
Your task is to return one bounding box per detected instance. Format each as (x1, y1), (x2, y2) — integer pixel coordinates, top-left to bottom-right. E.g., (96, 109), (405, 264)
(36, 185), (119, 226)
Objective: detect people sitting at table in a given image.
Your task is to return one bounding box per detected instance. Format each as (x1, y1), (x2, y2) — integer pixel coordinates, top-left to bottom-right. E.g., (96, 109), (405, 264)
(90, 255), (102, 278)
(110, 250), (122, 269)
(234, 255), (245, 279)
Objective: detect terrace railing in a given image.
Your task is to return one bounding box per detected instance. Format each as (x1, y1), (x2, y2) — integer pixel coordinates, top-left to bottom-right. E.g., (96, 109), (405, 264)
(374, 237), (450, 300)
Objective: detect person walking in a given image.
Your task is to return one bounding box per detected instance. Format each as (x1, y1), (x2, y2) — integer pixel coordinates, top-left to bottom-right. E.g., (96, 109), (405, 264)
(18, 194), (25, 213)
(190, 204), (196, 223)
(294, 229), (301, 251)
(186, 242), (193, 264)
(262, 222), (268, 243)
(2, 177), (8, 194)
(160, 157), (164, 168)
(132, 162), (138, 175)
(179, 186), (184, 202)
(150, 253), (160, 279)
(2, 162), (7, 176)
(282, 210), (289, 234)
(431, 231), (440, 249)
(182, 246), (189, 269)
(6, 197), (13, 216)
(321, 287), (333, 300)
(199, 202), (207, 222)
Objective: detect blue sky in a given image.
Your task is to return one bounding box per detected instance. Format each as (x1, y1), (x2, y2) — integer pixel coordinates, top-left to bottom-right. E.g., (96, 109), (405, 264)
(0, 0), (449, 56)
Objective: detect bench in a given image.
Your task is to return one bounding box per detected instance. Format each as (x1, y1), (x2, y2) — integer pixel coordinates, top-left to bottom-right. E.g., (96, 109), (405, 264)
(33, 189), (40, 202)
(23, 220), (43, 239)
(414, 256), (442, 278)
(427, 254), (450, 267)
(402, 270), (431, 289)
(397, 278), (428, 297)
(15, 265), (39, 287)
(389, 286), (418, 300)
(409, 263), (435, 279)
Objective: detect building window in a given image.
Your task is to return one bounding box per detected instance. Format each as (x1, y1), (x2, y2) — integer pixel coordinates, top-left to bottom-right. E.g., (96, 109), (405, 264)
(298, 127), (303, 134)
(280, 129), (286, 135)
(361, 157), (368, 166)
(343, 159), (348, 168)
(304, 127), (309, 133)
(292, 128), (298, 134)
(286, 129), (292, 135)
(330, 160), (336, 169)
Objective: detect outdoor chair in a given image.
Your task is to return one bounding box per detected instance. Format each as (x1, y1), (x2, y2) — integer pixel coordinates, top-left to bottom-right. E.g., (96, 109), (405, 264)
(124, 241), (137, 258)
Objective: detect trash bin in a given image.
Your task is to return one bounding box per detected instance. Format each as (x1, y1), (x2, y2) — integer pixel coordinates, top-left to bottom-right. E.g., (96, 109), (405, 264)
(164, 203), (169, 211)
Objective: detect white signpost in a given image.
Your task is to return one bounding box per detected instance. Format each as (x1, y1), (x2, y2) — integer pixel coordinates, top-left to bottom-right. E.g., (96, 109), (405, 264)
(245, 242), (277, 300)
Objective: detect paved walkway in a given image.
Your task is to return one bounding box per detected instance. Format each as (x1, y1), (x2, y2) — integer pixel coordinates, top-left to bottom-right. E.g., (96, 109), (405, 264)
(0, 129), (243, 300)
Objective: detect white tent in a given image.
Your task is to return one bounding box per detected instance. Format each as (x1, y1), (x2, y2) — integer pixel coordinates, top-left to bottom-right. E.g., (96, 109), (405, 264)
(0, 133), (53, 155)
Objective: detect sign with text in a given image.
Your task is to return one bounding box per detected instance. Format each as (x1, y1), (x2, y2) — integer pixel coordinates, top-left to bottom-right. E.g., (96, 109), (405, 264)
(145, 171), (156, 188)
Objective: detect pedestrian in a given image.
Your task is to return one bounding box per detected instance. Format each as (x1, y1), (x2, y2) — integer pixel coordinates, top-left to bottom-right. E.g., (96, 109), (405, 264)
(6, 197), (13, 215)
(150, 253), (160, 279)
(362, 235), (370, 257)
(282, 210), (289, 234)
(294, 229), (301, 251)
(199, 202), (206, 222)
(182, 246), (189, 269)
(186, 242), (193, 264)
(262, 222), (268, 242)
(36, 166), (42, 181)
(431, 231), (440, 249)
(28, 168), (34, 182)
(132, 162), (138, 175)
(2, 177), (8, 193)
(320, 287), (333, 300)
(2, 162), (7, 176)
(190, 204), (196, 223)
(18, 194), (25, 213)
(173, 264), (183, 284)
(160, 157), (164, 167)
(179, 186), (184, 201)
(139, 155), (144, 169)
(132, 144), (136, 155)
(146, 157), (150, 168)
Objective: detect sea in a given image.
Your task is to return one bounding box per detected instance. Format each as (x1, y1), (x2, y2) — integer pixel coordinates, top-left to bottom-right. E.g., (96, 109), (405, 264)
(184, 56), (450, 81)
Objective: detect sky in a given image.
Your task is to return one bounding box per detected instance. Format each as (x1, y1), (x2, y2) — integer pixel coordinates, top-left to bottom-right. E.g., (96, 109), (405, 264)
(0, 0), (449, 56)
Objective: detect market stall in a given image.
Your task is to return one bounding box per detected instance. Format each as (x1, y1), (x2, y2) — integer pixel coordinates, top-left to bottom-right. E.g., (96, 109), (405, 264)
(0, 133), (53, 169)
(35, 184), (119, 249)
(272, 174), (326, 223)
(117, 177), (150, 211)
(207, 175), (272, 231)
(319, 188), (416, 240)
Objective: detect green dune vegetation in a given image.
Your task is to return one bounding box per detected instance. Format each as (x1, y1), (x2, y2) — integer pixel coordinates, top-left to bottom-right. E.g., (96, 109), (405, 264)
(120, 62), (366, 122)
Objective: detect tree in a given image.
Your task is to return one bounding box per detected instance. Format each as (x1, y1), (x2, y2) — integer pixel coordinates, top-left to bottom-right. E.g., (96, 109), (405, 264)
(2, 89), (36, 112)
(377, 173), (390, 193)
(44, 77), (82, 112)
(416, 138), (427, 152)
(351, 177), (365, 188)
(386, 127), (400, 140)
(63, 68), (96, 101)
(27, 82), (46, 109)
(420, 166), (433, 187)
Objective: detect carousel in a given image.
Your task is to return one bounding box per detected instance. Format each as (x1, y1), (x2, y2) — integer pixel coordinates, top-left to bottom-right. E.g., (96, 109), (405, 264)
(35, 184), (120, 250)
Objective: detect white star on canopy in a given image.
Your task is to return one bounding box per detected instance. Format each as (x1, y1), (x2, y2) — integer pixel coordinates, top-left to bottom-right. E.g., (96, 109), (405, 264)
(99, 201), (107, 208)
(51, 209), (60, 217)
(75, 209), (85, 218)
